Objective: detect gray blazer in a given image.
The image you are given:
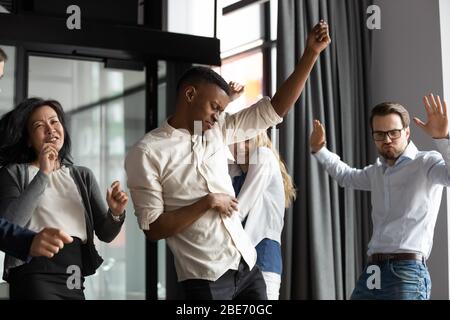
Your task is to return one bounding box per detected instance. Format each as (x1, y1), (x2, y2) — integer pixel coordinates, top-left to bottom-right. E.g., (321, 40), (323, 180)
(0, 163), (125, 280)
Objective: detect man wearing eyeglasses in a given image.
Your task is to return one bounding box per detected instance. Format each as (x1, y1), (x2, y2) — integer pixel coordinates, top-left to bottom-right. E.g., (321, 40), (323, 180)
(309, 93), (449, 300)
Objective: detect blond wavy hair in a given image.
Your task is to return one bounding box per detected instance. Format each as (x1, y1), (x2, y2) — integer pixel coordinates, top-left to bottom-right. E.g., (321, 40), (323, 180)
(251, 131), (297, 208)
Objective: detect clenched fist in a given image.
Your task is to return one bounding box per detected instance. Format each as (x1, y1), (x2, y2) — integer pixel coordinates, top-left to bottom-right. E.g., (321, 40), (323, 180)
(30, 228), (73, 258)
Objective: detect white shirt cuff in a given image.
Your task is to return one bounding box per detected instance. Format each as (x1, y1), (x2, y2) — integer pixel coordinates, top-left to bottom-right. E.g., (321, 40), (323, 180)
(313, 147), (339, 164)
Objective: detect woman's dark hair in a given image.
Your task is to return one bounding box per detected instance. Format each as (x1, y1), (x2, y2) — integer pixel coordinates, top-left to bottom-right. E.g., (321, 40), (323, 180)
(0, 48), (7, 62)
(0, 97), (72, 166)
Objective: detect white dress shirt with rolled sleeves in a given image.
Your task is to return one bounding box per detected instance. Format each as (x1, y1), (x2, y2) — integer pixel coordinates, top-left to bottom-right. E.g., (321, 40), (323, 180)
(313, 139), (450, 259)
(125, 97), (283, 281)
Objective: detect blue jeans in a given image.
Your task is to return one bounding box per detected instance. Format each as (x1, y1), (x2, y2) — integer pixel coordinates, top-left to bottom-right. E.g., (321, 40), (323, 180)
(350, 260), (431, 300)
(255, 238), (282, 274)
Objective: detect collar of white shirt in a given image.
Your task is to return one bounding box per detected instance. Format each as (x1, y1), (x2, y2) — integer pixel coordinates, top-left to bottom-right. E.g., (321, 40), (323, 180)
(162, 118), (191, 137)
(378, 141), (418, 168)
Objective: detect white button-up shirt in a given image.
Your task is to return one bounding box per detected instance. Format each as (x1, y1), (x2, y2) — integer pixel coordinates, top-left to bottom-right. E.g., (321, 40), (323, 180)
(229, 146), (285, 247)
(313, 139), (450, 259)
(125, 97), (282, 281)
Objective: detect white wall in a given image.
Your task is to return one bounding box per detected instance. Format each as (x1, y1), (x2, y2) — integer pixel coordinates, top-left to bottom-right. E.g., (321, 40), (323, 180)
(440, 0), (450, 299)
(370, 0), (448, 299)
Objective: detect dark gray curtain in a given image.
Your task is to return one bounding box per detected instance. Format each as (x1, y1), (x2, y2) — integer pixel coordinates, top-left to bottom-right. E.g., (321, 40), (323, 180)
(277, 0), (373, 299)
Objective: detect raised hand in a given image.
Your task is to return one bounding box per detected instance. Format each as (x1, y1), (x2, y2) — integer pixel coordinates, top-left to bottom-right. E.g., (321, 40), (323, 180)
(228, 81), (245, 102)
(310, 119), (327, 153)
(413, 93), (449, 139)
(106, 181), (128, 216)
(306, 20), (331, 55)
(39, 143), (59, 175)
(30, 228), (73, 258)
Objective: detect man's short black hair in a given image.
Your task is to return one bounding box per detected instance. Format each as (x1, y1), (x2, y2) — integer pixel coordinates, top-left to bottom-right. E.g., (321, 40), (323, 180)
(0, 48), (7, 62)
(176, 66), (230, 96)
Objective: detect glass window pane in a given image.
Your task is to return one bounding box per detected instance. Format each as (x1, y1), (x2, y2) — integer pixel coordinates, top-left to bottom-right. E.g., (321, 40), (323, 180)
(218, 3), (263, 52)
(270, 0), (278, 40)
(271, 46), (277, 96)
(0, 45), (15, 296)
(167, 0), (215, 37)
(28, 56), (146, 300)
(0, 3), (11, 13)
(216, 50), (263, 114)
(219, 0), (240, 7)
(0, 45), (15, 115)
(158, 61), (167, 126)
(157, 240), (166, 299)
(28, 57), (144, 111)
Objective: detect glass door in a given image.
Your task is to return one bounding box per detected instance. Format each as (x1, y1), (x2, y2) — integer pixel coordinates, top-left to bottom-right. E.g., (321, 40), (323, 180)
(0, 45), (15, 115)
(0, 44), (16, 299)
(27, 55), (146, 299)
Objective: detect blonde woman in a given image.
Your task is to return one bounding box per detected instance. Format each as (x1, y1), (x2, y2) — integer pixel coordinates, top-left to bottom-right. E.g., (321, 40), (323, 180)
(229, 130), (296, 300)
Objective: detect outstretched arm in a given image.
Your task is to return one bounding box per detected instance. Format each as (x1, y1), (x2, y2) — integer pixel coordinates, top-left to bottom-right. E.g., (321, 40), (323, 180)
(0, 220), (72, 261)
(222, 21), (331, 145)
(271, 21), (331, 117)
(310, 120), (372, 190)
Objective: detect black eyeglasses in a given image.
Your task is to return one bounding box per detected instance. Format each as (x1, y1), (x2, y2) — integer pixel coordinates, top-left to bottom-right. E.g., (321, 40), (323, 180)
(372, 128), (404, 141)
